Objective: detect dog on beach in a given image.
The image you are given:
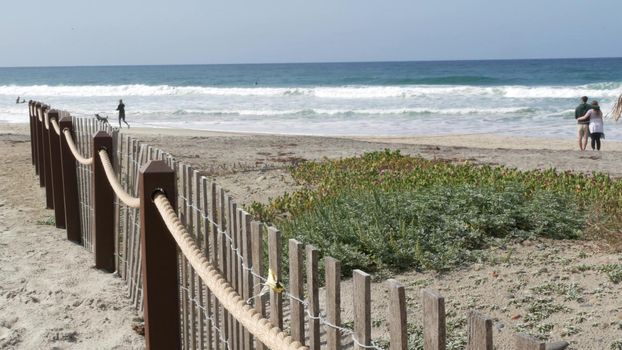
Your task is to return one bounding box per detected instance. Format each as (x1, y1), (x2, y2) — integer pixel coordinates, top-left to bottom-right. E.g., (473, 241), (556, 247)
(94, 113), (110, 125)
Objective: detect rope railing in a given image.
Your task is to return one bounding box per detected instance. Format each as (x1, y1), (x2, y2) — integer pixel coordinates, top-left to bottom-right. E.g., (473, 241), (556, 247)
(35, 105), (386, 349)
(98, 150), (140, 208)
(50, 118), (61, 136)
(177, 193), (385, 349)
(63, 128), (94, 165)
(152, 192), (307, 350)
(28, 100), (533, 350)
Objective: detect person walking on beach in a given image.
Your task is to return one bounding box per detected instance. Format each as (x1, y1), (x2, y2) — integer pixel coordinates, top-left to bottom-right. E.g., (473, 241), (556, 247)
(575, 96), (592, 151)
(577, 100), (604, 151)
(117, 99), (130, 128)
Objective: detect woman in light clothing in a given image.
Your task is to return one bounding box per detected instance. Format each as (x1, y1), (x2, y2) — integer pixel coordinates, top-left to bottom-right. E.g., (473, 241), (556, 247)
(578, 100), (604, 150)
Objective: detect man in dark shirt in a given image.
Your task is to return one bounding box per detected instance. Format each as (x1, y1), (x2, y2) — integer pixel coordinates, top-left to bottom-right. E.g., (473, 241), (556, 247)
(575, 96), (592, 151)
(117, 99), (130, 128)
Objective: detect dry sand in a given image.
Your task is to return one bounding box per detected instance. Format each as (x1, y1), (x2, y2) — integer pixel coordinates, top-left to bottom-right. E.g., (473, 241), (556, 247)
(2, 122), (622, 349)
(127, 127), (622, 350)
(126, 126), (622, 206)
(0, 123), (144, 349)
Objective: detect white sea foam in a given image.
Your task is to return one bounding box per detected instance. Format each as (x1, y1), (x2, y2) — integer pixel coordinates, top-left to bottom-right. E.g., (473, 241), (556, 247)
(2, 80), (621, 140)
(139, 107), (538, 117)
(503, 86), (622, 99)
(0, 82), (620, 99)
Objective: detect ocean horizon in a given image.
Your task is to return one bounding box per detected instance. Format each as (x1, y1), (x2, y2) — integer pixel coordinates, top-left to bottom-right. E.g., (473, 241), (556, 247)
(2, 57), (622, 139)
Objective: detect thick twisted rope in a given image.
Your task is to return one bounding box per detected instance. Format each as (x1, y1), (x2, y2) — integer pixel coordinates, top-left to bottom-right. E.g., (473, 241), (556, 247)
(153, 193), (307, 350)
(98, 150), (140, 208)
(50, 118), (61, 136)
(62, 129), (94, 165)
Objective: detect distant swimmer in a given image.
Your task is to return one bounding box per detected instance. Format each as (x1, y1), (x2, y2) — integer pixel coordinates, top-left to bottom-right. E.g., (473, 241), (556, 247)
(16, 96), (19, 104)
(116, 99), (130, 128)
(15, 96), (25, 104)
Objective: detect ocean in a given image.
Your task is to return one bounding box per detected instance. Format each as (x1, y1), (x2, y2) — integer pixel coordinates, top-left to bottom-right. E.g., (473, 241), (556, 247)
(1, 58), (621, 139)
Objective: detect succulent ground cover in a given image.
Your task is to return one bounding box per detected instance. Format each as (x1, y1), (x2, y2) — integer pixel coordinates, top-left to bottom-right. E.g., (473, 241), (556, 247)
(250, 149), (622, 275)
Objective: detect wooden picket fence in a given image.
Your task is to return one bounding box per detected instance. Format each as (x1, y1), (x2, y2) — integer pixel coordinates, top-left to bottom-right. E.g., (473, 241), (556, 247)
(26, 100), (553, 350)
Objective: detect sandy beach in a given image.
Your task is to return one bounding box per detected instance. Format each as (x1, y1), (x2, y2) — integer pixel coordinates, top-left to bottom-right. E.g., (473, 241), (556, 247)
(125, 126), (622, 206)
(2, 122), (622, 349)
(0, 123), (144, 349)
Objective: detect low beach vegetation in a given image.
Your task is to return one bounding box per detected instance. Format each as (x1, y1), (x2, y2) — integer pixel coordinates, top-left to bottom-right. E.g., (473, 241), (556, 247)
(250, 150), (622, 275)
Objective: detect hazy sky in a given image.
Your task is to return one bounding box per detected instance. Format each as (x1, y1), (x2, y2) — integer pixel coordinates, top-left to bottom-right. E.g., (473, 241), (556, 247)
(1, 0), (621, 67)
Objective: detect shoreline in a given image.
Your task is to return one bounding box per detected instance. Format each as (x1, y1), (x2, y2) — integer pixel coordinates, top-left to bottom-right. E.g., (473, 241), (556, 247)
(7, 121), (622, 151)
(13, 121), (622, 152)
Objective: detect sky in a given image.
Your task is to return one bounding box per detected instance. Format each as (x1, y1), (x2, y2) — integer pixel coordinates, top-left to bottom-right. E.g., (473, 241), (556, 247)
(1, 0), (621, 67)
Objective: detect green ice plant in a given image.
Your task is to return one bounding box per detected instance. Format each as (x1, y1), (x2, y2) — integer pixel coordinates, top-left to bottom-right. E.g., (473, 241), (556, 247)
(250, 149), (619, 275)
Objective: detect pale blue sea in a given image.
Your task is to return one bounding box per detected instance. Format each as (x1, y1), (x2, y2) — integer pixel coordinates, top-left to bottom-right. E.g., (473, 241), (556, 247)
(1, 58), (621, 138)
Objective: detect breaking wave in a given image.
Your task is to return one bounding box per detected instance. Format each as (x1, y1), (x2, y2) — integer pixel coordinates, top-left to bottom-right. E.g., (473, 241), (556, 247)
(0, 82), (620, 99)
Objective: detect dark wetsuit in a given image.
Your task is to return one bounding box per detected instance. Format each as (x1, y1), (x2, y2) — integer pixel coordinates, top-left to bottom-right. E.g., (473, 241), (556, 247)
(117, 102), (129, 128)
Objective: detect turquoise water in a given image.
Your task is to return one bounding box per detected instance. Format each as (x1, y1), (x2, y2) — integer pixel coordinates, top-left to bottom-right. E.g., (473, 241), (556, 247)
(1, 58), (621, 138)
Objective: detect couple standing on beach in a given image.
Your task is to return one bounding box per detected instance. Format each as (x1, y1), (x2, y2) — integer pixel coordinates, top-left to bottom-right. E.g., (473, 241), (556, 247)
(575, 96), (604, 151)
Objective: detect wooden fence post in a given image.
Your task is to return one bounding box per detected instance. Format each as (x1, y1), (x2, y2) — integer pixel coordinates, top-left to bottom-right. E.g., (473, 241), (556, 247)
(325, 257), (341, 350)
(515, 334), (545, 350)
(209, 181), (220, 350)
(289, 239), (305, 345)
(218, 187), (230, 345)
(268, 227), (283, 329)
(422, 288), (446, 350)
(353, 269), (371, 350)
(47, 110), (66, 228)
(388, 279), (407, 350)
(59, 116), (81, 243)
(92, 130), (115, 272)
(250, 221), (266, 350)
(35, 102), (44, 182)
(241, 211), (253, 350)
(42, 105), (54, 208)
(467, 311), (493, 350)
(28, 101), (36, 167)
(307, 244), (320, 350)
(139, 160), (181, 350)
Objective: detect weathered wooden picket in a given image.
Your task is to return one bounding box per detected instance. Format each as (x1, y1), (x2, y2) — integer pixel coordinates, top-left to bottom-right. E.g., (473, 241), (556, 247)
(27, 100), (553, 350)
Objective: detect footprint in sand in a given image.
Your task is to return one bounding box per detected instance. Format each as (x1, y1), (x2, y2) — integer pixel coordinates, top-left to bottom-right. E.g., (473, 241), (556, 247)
(0, 326), (10, 340)
(0, 325), (21, 347)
